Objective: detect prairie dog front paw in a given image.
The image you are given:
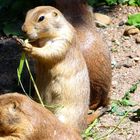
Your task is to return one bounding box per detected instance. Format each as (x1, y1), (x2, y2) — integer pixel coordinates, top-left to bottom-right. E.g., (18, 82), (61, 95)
(22, 39), (33, 53)
(17, 39), (33, 53)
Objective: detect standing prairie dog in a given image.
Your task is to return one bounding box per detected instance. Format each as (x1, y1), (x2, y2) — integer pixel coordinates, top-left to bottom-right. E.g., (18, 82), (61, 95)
(55, 0), (112, 115)
(0, 93), (82, 140)
(21, 6), (90, 131)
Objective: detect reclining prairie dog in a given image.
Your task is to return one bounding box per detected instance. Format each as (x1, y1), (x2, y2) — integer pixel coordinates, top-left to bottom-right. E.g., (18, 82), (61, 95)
(0, 93), (82, 140)
(20, 6), (90, 131)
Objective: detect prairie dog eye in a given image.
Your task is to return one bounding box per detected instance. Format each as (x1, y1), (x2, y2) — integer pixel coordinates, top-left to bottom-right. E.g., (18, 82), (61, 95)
(38, 15), (45, 22)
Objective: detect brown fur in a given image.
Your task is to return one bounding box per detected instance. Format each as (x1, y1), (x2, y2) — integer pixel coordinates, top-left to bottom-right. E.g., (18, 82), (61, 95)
(0, 93), (82, 140)
(21, 6), (90, 131)
(55, 0), (112, 112)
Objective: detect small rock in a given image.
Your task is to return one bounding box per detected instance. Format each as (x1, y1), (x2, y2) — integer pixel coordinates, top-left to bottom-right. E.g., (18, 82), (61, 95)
(112, 39), (120, 46)
(124, 26), (140, 36)
(111, 59), (117, 68)
(111, 47), (118, 52)
(112, 81), (118, 89)
(135, 34), (140, 43)
(119, 21), (125, 26)
(133, 57), (140, 62)
(94, 13), (111, 27)
(127, 134), (133, 140)
(115, 64), (122, 69)
(122, 36), (130, 40)
(127, 55), (133, 59)
(123, 62), (133, 68)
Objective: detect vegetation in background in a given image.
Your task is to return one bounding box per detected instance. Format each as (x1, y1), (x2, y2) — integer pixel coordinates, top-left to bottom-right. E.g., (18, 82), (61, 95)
(126, 13), (140, 28)
(0, 0), (139, 36)
(88, 0), (140, 6)
(0, 0), (54, 36)
(110, 81), (139, 116)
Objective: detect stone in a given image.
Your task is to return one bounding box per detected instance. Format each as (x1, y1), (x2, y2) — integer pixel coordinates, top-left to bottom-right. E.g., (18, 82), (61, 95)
(124, 26), (140, 36)
(94, 13), (111, 27)
(135, 34), (140, 43)
(133, 57), (140, 62)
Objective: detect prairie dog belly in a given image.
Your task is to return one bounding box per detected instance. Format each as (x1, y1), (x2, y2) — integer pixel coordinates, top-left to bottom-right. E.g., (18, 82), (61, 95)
(37, 58), (90, 108)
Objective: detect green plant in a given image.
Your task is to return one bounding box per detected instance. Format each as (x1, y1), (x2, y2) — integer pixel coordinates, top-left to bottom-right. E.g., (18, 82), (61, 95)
(110, 81), (139, 115)
(105, 0), (117, 5)
(88, 0), (140, 6)
(94, 111), (129, 140)
(127, 13), (140, 28)
(82, 119), (98, 139)
(17, 52), (44, 106)
(83, 80), (140, 139)
(128, 0), (140, 6)
(83, 112), (129, 140)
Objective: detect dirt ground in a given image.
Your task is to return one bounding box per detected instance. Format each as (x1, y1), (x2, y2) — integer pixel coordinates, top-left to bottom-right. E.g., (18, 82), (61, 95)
(0, 5), (140, 140)
(90, 5), (140, 140)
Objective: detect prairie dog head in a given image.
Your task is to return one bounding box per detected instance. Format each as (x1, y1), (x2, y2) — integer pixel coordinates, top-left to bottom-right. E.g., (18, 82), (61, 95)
(22, 6), (73, 40)
(0, 93), (34, 136)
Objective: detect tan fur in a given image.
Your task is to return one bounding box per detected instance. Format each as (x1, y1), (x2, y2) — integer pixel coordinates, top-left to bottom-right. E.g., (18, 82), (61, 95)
(21, 6), (90, 131)
(0, 93), (82, 140)
(55, 0), (112, 111)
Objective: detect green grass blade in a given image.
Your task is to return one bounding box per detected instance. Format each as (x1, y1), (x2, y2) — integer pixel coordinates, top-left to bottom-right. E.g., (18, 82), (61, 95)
(17, 52), (25, 83)
(17, 68), (28, 95)
(25, 58), (44, 107)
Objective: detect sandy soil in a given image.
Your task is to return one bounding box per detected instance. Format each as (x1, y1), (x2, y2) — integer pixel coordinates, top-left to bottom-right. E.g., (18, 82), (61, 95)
(89, 5), (140, 140)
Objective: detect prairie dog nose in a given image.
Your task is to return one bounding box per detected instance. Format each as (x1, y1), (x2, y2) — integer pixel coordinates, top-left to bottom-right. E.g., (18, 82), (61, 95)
(22, 24), (27, 33)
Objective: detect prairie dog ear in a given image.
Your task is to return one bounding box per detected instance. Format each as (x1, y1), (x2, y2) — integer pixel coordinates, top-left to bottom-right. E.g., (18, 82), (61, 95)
(8, 101), (18, 113)
(51, 11), (61, 23)
(52, 11), (58, 17)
